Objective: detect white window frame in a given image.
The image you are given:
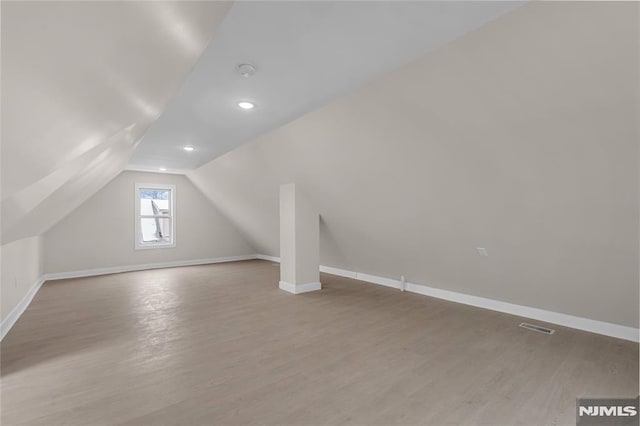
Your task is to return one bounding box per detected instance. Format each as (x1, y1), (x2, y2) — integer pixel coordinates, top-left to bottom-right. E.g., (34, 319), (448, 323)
(135, 183), (176, 250)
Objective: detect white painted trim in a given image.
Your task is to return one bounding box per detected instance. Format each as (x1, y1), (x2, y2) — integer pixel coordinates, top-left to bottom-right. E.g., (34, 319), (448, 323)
(259, 255), (640, 343)
(403, 282), (639, 343)
(43, 255), (258, 281)
(4, 254), (636, 343)
(319, 265), (357, 279)
(279, 281), (322, 294)
(0, 254), (260, 341)
(356, 272), (399, 289)
(1, 278), (45, 341)
(255, 254), (281, 263)
(135, 183), (176, 250)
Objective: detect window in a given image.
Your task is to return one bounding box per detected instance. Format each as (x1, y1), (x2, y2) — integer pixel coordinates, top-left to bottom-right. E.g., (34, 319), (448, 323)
(135, 183), (175, 249)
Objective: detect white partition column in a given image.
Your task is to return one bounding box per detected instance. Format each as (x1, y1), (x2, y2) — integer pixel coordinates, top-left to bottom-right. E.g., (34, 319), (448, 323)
(279, 183), (321, 294)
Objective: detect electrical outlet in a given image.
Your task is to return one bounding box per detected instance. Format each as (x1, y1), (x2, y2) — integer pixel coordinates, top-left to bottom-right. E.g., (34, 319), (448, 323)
(476, 247), (488, 256)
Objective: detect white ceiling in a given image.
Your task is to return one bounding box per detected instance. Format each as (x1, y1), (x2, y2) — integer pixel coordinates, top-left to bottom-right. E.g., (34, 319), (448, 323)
(128, 1), (524, 172)
(188, 1), (640, 328)
(1, 1), (231, 244)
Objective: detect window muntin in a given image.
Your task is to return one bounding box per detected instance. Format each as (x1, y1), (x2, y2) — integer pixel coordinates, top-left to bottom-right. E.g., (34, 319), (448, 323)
(135, 184), (175, 249)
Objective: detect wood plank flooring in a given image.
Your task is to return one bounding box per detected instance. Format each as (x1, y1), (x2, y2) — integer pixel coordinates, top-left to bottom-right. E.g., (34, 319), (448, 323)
(1, 259), (638, 425)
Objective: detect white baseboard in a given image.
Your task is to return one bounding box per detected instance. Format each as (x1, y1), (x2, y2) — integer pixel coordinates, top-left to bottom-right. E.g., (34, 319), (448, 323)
(261, 255), (639, 343)
(402, 281), (639, 343)
(4, 254), (637, 343)
(279, 280), (322, 294)
(1, 278), (45, 341)
(319, 265), (357, 279)
(0, 254), (258, 341)
(356, 272), (399, 289)
(255, 254), (281, 263)
(42, 254), (257, 281)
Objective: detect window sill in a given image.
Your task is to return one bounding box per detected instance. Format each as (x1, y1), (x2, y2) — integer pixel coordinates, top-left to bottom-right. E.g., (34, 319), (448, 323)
(135, 243), (176, 250)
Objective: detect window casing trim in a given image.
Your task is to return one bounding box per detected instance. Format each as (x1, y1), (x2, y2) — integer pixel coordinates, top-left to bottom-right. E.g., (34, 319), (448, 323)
(135, 183), (176, 250)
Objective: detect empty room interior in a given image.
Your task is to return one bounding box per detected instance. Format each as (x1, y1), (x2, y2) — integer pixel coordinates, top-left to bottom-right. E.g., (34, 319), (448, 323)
(1, 1), (639, 425)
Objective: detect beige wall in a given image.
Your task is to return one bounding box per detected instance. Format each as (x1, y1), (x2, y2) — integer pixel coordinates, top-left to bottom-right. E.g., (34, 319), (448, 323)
(189, 2), (639, 327)
(1, 236), (42, 322)
(1, 2), (231, 246)
(279, 183), (320, 286)
(43, 171), (255, 274)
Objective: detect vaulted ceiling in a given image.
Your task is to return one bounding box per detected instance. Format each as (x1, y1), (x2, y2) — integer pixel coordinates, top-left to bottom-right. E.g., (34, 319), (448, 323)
(1, 1), (231, 244)
(188, 2), (639, 327)
(128, 1), (522, 172)
(1, 0), (524, 245)
(2, 1), (637, 326)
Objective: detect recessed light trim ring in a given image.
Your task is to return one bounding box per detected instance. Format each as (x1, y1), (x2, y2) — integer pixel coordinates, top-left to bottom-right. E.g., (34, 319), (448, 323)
(237, 101), (255, 110)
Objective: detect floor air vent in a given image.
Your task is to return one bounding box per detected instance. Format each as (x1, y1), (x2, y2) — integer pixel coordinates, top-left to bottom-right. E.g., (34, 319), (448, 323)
(519, 322), (555, 335)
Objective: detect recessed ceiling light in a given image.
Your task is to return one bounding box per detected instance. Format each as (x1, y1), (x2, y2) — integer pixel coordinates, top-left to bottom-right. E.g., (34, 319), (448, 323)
(183, 146), (194, 151)
(237, 101), (255, 110)
(159, 167), (167, 171)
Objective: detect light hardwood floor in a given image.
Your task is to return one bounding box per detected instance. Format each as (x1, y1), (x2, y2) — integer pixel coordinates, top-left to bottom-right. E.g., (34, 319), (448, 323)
(1, 260), (638, 425)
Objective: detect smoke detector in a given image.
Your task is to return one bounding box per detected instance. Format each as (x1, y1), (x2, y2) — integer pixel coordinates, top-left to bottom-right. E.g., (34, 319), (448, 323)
(236, 63), (256, 78)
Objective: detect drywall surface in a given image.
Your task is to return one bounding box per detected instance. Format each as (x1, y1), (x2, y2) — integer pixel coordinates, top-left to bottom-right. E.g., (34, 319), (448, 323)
(1, 1), (231, 245)
(43, 171), (254, 274)
(1, 236), (42, 322)
(189, 2), (639, 327)
(279, 183), (320, 286)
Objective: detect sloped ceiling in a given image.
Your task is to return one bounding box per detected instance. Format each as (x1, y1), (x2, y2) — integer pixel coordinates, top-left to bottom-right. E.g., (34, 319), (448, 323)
(128, 1), (523, 172)
(189, 2), (639, 327)
(1, 1), (232, 245)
